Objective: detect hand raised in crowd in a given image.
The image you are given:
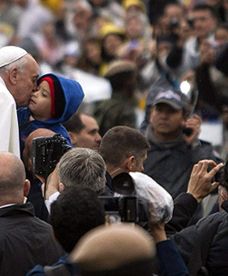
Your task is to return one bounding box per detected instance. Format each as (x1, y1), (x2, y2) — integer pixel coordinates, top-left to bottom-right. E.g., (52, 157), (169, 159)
(187, 159), (224, 202)
(41, 165), (60, 200)
(183, 114), (202, 145)
(199, 39), (216, 65)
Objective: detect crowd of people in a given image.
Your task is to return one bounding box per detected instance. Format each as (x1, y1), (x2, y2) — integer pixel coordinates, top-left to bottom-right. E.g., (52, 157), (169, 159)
(1, 0), (228, 275)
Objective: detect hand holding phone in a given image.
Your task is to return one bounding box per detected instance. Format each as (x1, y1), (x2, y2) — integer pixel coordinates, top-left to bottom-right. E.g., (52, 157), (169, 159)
(183, 114), (202, 145)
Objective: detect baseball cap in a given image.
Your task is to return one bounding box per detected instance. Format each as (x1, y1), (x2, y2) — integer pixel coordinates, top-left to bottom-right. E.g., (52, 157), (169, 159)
(152, 89), (188, 110)
(0, 46), (27, 68)
(100, 23), (125, 39)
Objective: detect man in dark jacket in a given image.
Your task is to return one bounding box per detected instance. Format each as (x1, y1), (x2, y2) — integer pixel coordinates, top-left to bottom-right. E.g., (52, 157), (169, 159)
(0, 152), (63, 276)
(143, 88), (221, 198)
(171, 161), (228, 276)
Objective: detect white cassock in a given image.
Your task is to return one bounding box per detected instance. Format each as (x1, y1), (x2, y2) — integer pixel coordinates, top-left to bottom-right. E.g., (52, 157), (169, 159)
(0, 76), (20, 157)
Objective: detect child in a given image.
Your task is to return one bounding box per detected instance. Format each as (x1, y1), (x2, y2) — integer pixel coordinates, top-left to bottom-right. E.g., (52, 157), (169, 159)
(17, 73), (84, 152)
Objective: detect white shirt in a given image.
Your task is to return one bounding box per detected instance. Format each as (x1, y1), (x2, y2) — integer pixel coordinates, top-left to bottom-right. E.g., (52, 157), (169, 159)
(0, 76), (20, 157)
(45, 191), (60, 213)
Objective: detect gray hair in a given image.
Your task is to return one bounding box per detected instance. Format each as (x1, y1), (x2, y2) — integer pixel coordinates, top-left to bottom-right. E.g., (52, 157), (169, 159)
(58, 148), (106, 194)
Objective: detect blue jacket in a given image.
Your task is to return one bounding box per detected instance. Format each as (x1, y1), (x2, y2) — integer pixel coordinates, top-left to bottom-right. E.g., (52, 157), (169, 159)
(18, 73), (84, 151)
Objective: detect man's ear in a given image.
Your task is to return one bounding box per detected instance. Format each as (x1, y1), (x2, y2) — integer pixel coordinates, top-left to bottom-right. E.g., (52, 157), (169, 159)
(23, 179), (31, 197)
(149, 107), (154, 124)
(59, 182), (65, 193)
(68, 131), (78, 146)
(8, 66), (18, 85)
(123, 155), (136, 172)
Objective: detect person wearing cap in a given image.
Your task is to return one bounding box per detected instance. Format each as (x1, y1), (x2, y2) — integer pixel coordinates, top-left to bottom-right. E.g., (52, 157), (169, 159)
(0, 45), (40, 157)
(123, 0), (146, 14)
(99, 23), (126, 76)
(143, 89), (222, 201)
(17, 72), (84, 154)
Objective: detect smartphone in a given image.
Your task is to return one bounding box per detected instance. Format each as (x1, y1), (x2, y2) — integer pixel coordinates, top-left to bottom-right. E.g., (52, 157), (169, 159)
(183, 127), (193, 137)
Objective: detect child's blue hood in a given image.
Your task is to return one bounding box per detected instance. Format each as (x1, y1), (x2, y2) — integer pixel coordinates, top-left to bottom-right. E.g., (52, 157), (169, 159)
(38, 73), (84, 124)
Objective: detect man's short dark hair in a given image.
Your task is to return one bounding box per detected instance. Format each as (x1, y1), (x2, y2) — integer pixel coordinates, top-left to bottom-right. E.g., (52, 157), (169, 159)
(99, 126), (150, 166)
(193, 4), (218, 19)
(63, 112), (84, 133)
(50, 186), (105, 253)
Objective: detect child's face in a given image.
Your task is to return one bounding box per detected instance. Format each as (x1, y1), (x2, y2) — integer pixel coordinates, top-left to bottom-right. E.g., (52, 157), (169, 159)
(29, 80), (52, 120)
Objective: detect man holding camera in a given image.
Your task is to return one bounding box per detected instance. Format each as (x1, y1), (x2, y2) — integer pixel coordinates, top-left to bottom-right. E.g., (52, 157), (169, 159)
(99, 125), (150, 191)
(99, 126), (158, 227)
(166, 4), (218, 75)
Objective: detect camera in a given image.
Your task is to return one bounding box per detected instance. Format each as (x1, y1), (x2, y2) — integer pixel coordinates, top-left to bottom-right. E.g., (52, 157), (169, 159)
(99, 172), (139, 223)
(31, 134), (71, 179)
(169, 17), (179, 30)
(99, 195), (138, 223)
(187, 18), (194, 28)
(183, 127), (193, 137)
(214, 167), (223, 183)
(208, 165), (223, 183)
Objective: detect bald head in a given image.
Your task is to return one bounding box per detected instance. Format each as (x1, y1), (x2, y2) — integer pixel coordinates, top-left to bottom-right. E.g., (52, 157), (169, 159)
(71, 224), (155, 275)
(24, 128), (56, 152)
(23, 128), (56, 171)
(0, 152), (26, 202)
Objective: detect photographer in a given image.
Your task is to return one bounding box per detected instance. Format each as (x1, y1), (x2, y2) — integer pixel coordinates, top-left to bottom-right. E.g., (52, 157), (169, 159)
(195, 31), (228, 120)
(165, 4), (218, 77)
(170, 160), (228, 275)
(99, 126), (174, 228)
(22, 128), (57, 221)
(99, 126), (150, 190)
